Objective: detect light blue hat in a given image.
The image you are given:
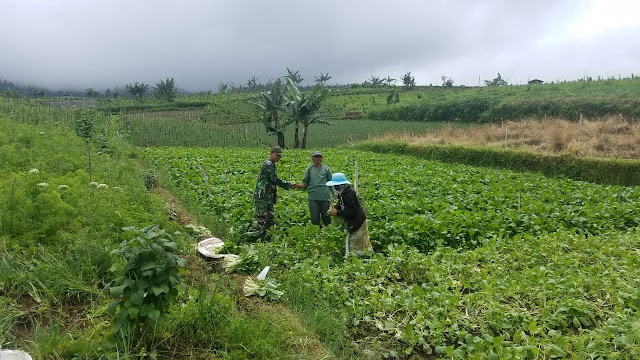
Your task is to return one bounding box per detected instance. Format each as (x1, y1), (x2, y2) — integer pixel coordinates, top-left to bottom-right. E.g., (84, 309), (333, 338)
(326, 172), (351, 186)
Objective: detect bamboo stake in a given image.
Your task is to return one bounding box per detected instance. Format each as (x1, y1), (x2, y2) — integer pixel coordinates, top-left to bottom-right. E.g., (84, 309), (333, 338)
(360, 180), (366, 214)
(354, 155), (359, 194)
(200, 162), (211, 196)
(222, 155), (231, 194)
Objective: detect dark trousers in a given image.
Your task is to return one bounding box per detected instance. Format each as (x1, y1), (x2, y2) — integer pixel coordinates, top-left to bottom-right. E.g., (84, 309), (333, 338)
(309, 200), (331, 226)
(255, 202), (275, 239)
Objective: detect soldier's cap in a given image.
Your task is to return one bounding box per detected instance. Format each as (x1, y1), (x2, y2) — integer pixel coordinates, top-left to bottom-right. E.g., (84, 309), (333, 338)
(270, 146), (283, 155)
(312, 151), (323, 157)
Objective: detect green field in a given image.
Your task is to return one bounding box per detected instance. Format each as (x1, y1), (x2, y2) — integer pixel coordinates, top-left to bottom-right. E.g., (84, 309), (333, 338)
(142, 146), (640, 358)
(85, 77), (640, 128)
(2, 76), (640, 359)
(0, 98), (460, 148)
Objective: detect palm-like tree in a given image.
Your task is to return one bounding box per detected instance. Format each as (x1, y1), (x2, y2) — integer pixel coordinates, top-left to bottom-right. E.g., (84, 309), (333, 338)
(384, 75), (396, 86)
(126, 82), (149, 101)
(286, 68), (304, 86)
(152, 78), (178, 102)
(218, 82), (229, 94)
(314, 72), (332, 86)
(246, 76), (259, 92)
(252, 79), (286, 148)
(401, 72), (416, 90)
(369, 75), (383, 88)
(283, 77), (330, 149)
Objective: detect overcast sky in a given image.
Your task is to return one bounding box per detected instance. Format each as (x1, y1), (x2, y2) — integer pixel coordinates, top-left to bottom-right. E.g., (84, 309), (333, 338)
(1, 0), (638, 91)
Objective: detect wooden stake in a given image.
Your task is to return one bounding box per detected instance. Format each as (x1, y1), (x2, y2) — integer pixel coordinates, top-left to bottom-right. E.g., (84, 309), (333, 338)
(354, 155), (359, 194)
(200, 162), (211, 196)
(222, 155), (230, 194)
(360, 180), (366, 214)
(88, 143), (92, 183)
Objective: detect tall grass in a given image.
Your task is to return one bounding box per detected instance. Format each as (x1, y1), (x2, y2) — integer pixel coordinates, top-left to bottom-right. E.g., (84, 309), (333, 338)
(0, 110), (345, 359)
(371, 116), (640, 159)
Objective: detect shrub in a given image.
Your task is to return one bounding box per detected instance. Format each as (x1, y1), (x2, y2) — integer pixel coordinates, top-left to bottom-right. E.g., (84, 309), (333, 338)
(480, 97), (640, 122)
(103, 225), (187, 344)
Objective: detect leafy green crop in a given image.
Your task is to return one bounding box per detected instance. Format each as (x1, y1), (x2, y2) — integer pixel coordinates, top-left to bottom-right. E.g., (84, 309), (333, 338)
(145, 147), (640, 252)
(145, 146), (640, 358)
(104, 225), (187, 343)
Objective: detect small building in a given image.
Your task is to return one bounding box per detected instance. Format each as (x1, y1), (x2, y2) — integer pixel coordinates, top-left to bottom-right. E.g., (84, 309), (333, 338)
(528, 79), (544, 85)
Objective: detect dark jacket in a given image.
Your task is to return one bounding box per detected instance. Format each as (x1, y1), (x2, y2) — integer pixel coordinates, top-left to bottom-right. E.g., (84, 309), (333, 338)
(334, 185), (366, 234)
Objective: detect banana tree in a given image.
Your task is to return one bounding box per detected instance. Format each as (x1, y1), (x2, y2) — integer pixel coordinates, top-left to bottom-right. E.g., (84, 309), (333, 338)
(252, 79), (286, 148)
(283, 77), (330, 149)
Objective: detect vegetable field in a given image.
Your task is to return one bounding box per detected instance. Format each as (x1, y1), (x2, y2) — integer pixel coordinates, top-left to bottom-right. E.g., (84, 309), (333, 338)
(144, 146), (640, 358)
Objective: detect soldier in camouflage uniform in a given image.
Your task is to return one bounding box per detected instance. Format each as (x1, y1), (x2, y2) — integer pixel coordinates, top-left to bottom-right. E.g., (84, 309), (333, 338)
(252, 146), (298, 240)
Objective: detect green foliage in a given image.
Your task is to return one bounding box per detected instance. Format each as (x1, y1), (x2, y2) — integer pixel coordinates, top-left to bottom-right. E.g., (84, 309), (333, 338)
(161, 284), (307, 359)
(146, 147), (640, 252)
(85, 88), (100, 98)
(146, 146), (640, 358)
(368, 94), (500, 122)
(285, 67), (304, 86)
(74, 110), (94, 141)
(287, 232), (640, 358)
(125, 82), (149, 101)
(103, 225), (187, 342)
(0, 297), (25, 347)
(26, 318), (65, 359)
(358, 140), (640, 186)
(201, 94), (262, 124)
(441, 75), (454, 88)
(152, 77), (179, 102)
(243, 278), (284, 300)
(485, 72), (508, 87)
(222, 248), (260, 274)
(0, 115), (186, 356)
(284, 78), (330, 148)
(387, 89), (400, 105)
(481, 96), (640, 122)
(253, 78), (287, 148)
(314, 72), (332, 85)
(141, 169), (158, 190)
(401, 72), (415, 90)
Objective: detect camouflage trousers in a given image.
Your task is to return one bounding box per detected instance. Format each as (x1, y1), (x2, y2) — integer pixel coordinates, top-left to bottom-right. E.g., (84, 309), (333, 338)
(255, 201), (275, 240)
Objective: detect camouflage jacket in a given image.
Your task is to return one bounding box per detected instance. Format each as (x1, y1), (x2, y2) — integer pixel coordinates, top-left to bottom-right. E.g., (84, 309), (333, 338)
(254, 158), (291, 204)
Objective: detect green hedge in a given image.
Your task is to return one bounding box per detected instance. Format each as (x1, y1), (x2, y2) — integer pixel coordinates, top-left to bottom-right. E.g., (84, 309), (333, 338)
(480, 97), (640, 122)
(97, 101), (210, 113)
(366, 95), (499, 122)
(357, 141), (640, 186)
(365, 96), (640, 123)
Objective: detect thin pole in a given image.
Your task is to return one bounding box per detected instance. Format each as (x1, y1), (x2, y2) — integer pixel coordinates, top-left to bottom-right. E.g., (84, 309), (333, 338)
(354, 155), (359, 194)
(222, 155), (230, 194)
(200, 162), (211, 196)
